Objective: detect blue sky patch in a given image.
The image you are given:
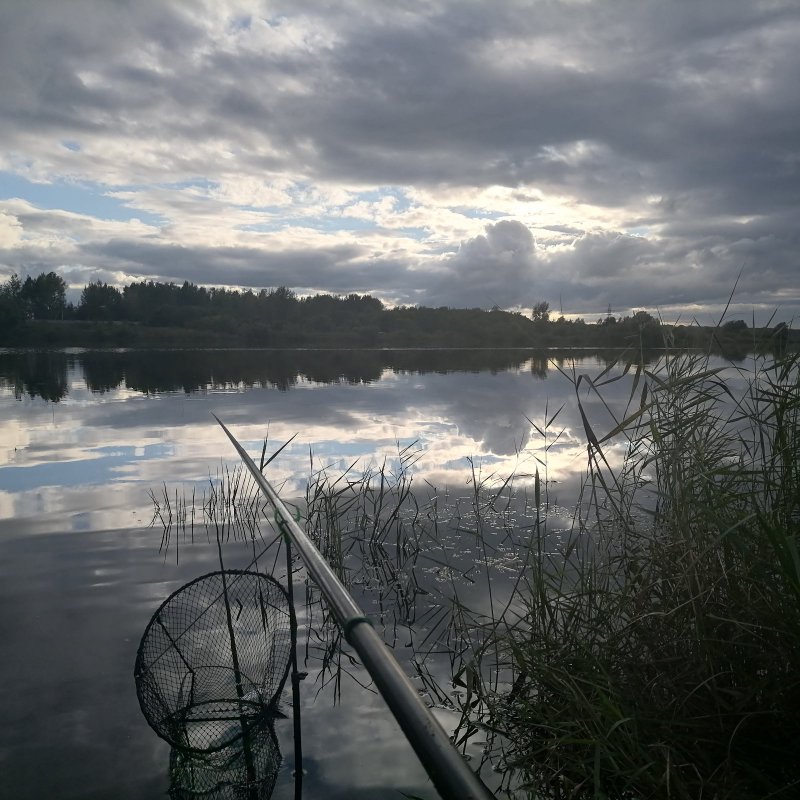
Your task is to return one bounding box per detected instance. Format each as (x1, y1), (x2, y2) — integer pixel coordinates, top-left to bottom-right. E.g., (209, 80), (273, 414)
(0, 172), (163, 226)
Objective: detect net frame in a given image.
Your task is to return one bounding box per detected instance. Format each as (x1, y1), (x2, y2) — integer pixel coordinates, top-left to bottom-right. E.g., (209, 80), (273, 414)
(135, 570), (291, 754)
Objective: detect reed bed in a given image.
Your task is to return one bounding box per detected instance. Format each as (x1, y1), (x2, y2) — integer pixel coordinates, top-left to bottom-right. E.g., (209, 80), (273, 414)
(443, 348), (800, 800)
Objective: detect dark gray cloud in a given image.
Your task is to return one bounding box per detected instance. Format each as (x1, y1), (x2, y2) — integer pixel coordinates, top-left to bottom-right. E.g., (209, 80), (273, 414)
(424, 220), (542, 308)
(0, 1), (798, 320)
(79, 237), (411, 295)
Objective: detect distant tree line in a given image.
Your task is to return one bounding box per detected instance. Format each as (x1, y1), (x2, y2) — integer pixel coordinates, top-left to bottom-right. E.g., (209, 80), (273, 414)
(0, 272), (67, 326)
(0, 272), (794, 353)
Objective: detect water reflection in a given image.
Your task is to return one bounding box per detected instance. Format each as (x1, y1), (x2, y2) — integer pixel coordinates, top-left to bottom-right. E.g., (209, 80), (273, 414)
(150, 452), (568, 797)
(0, 349), (70, 401)
(0, 347), (627, 402)
(0, 348), (658, 528)
(0, 348), (767, 798)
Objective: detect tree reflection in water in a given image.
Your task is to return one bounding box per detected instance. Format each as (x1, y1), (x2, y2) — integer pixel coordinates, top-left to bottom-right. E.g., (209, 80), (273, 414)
(0, 347), (582, 402)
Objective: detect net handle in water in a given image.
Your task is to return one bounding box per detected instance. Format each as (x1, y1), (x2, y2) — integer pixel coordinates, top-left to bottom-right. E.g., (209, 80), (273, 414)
(214, 415), (495, 800)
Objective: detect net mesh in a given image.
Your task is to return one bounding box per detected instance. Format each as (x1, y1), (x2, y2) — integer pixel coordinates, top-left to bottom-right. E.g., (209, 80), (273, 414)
(168, 718), (281, 799)
(135, 570), (291, 753)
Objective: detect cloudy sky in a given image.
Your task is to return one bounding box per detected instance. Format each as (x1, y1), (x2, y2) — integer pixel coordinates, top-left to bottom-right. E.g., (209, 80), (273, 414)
(1, 0), (798, 322)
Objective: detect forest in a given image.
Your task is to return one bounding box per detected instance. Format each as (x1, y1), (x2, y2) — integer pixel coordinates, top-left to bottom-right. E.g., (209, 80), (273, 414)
(0, 271), (793, 353)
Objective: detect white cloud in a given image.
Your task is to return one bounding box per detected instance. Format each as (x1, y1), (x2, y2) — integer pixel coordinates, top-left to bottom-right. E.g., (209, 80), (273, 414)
(0, 0), (797, 317)
(0, 210), (24, 248)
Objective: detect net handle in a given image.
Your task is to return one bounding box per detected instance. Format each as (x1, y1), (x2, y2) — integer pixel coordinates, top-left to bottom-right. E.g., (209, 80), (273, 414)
(214, 415), (495, 800)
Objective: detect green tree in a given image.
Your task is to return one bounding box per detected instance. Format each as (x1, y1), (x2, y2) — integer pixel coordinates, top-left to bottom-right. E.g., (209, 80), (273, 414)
(20, 272), (67, 320)
(79, 281), (123, 321)
(0, 273), (25, 335)
(263, 286), (298, 326)
(722, 319), (748, 333)
(532, 301), (550, 321)
(629, 310), (662, 347)
(1, 273), (22, 299)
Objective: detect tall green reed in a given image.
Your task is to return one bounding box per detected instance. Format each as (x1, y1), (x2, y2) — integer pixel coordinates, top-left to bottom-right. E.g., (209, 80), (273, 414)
(450, 348), (800, 800)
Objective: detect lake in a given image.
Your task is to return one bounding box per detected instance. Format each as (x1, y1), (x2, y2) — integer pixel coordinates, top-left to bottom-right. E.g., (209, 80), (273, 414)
(0, 347), (690, 799)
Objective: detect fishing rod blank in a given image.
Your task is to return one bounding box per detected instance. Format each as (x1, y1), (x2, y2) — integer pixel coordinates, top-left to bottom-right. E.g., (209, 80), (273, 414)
(214, 416), (495, 800)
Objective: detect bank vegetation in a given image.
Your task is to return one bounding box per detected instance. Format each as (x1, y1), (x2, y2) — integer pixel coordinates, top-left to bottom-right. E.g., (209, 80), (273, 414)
(1, 272), (793, 353)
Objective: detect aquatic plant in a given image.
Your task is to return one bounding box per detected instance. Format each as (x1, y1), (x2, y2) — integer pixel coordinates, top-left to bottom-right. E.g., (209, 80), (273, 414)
(149, 345), (800, 798)
(442, 348), (800, 799)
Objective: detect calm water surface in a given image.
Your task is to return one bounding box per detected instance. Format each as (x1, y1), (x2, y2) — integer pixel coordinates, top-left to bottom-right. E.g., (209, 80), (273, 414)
(0, 347), (684, 799)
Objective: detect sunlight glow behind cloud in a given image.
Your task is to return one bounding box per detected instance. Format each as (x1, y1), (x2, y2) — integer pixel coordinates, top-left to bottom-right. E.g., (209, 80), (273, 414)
(0, 0), (798, 322)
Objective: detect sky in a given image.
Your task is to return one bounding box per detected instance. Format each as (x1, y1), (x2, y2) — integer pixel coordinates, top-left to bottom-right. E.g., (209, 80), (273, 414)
(0, 0), (798, 323)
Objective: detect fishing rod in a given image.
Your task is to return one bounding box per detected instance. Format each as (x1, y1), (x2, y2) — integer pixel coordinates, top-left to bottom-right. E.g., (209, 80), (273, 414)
(214, 415), (495, 800)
